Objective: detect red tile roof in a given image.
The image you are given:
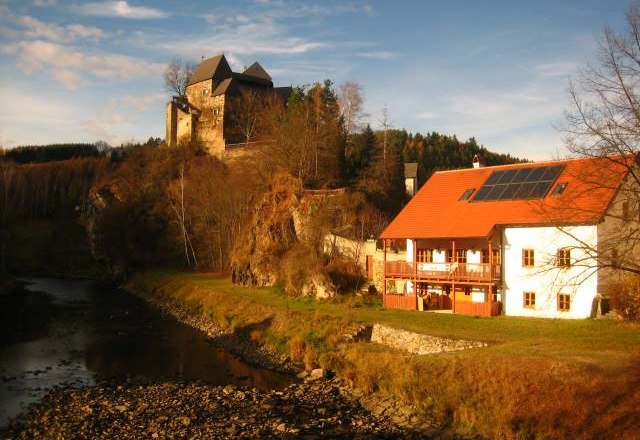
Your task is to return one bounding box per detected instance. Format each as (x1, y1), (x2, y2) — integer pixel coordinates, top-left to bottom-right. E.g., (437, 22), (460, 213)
(380, 157), (629, 239)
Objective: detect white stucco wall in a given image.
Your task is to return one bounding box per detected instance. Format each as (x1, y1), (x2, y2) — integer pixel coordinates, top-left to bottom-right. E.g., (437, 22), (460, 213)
(503, 225), (598, 319)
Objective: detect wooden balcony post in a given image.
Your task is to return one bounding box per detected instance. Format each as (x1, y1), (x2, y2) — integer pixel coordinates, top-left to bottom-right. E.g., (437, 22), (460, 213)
(488, 240), (493, 286)
(452, 282), (456, 314)
(413, 239), (418, 309)
(383, 239), (387, 297)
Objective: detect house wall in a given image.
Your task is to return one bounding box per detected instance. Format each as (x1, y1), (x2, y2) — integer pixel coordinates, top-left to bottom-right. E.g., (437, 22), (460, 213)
(503, 225), (598, 319)
(597, 172), (640, 295)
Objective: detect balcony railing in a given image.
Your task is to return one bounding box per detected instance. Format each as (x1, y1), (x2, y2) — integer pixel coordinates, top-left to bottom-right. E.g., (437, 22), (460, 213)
(385, 261), (501, 282)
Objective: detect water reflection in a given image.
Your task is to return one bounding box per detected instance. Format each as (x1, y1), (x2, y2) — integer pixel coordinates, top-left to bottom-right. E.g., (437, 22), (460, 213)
(0, 278), (292, 427)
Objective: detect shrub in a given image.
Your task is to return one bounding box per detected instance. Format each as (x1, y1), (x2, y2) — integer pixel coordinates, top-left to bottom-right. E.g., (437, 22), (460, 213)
(609, 274), (640, 321)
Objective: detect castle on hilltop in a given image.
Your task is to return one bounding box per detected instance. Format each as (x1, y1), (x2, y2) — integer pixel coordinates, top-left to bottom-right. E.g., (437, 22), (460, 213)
(165, 54), (291, 157)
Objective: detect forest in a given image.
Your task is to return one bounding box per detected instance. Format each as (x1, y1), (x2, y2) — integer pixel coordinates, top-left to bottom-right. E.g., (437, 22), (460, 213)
(0, 80), (524, 290)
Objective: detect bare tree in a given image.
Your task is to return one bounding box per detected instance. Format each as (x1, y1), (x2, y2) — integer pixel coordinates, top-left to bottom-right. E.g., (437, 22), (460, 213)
(163, 57), (196, 97)
(558, 3), (640, 280)
(227, 89), (274, 146)
(378, 104), (391, 170)
(338, 81), (366, 157)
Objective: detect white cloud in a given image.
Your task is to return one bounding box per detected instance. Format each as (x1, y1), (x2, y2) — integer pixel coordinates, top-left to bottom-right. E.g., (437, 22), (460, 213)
(0, 84), (79, 147)
(417, 111), (436, 120)
(357, 51), (401, 60)
(535, 61), (579, 78)
(120, 92), (165, 113)
(16, 15), (106, 42)
(74, 1), (167, 20)
(32, 0), (56, 6)
(2, 40), (165, 89)
(84, 108), (133, 145)
(51, 69), (85, 90)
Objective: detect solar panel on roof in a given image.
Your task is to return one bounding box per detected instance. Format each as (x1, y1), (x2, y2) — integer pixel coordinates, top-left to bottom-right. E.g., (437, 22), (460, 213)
(542, 165), (563, 181)
(473, 185), (492, 201)
(513, 168), (533, 183)
(527, 167), (546, 181)
(486, 184), (508, 200)
(529, 181), (553, 198)
(471, 164), (565, 202)
(485, 171), (503, 185)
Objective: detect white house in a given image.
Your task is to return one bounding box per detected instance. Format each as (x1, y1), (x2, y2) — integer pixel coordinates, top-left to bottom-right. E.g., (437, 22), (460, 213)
(379, 156), (631, 318)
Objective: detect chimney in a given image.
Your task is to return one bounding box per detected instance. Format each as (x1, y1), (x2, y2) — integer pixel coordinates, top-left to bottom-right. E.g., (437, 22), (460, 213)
(472, 154), (485, 169)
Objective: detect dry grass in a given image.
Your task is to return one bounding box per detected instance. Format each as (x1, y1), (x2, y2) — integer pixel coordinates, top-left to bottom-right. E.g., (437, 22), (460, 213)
(128, 270), (640, 440)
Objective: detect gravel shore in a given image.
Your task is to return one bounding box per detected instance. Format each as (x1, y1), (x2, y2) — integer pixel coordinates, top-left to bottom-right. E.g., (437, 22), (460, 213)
(1, 283), (458, 439)
(1, 378), (433, 439)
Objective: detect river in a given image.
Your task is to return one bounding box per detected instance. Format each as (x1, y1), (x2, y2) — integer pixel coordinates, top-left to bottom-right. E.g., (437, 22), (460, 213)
(0, 278), (292, 428)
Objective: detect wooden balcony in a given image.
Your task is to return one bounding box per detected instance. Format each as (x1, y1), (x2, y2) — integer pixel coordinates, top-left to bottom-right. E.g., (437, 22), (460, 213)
(385, 261), (501, 283)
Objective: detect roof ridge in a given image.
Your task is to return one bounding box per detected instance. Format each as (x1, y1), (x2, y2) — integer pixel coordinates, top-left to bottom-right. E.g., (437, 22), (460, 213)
(431, 156), (587, 175)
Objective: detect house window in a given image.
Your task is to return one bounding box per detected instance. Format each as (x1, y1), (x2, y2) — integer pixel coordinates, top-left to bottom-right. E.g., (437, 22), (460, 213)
(416, 249), (433, 263)
(456, 249), (467, 263)
(622, 201), (630, 221)
(459, 188), (475, 201)
(557, 248), (571, 267)
(523, 292), (536, 308)
(483, 249), (501, 264)
(464, 286), (471, 296)
(612, 248), (619, 268)
(557, 293), (571, 312)
(522, 249), (535, 267)
(552, 182), (567, 196)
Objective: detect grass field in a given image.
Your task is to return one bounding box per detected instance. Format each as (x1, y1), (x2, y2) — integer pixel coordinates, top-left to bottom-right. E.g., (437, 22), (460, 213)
(129, 270), (640, 439)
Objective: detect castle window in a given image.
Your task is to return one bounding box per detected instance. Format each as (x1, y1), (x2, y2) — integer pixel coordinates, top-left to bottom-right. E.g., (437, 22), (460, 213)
(213, 108), (220, 116)
(203, 88), (209, 96)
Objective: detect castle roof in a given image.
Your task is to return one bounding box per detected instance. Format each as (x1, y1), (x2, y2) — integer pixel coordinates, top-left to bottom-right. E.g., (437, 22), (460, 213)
(187, 54), (275, 89)
(380, 156), (630, 239)
(243, 62), (272, 81)
(187, 54), (232, 86)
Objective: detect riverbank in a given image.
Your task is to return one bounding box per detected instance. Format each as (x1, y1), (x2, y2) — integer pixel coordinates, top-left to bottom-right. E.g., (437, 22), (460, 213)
(2, 378), (433, 439)
(128, 270), (640, 439)
(125, 271), (444, 434)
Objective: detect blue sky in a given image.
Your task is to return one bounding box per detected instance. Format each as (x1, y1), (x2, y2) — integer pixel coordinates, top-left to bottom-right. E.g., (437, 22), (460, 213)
(0, 0), (634, 159)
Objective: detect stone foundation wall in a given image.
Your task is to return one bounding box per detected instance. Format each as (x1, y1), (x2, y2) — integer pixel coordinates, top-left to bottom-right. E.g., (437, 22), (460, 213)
(370, 324), (486, 355)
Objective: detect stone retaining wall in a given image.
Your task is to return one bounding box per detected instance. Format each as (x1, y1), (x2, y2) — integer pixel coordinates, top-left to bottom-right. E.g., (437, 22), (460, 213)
(370, 324), (486, 355)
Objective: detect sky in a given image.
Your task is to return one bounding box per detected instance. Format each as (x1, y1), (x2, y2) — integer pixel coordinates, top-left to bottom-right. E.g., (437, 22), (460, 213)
(0, 0), (635, 160)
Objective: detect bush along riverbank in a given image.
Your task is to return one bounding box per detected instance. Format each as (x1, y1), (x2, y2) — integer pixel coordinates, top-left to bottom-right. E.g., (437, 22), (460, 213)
(124, 270), (640, 440)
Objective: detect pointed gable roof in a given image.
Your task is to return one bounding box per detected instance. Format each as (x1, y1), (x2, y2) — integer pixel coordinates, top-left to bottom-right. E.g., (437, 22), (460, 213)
(243, 61), (272, 81)
(380, 157), (630, 239)
(188, 54), (233, 86)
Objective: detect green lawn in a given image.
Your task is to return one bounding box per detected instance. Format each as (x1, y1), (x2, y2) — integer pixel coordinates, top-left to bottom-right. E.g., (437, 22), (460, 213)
(141, 270), (639, 362)
(130, 269), (640, 439)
